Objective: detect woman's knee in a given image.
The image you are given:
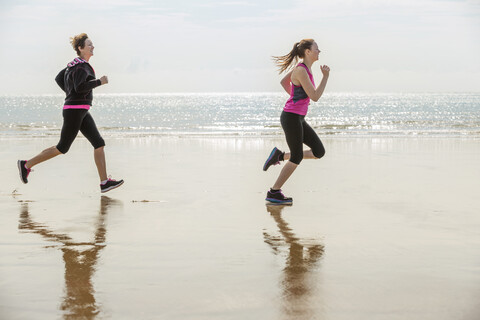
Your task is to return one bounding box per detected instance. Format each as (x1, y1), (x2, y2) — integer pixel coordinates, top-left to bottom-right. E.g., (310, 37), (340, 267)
(93, 139), (105, 150)
(290, 152), (303, 165)
(312, 147), (326, 159)
(55, 143), (70, 154)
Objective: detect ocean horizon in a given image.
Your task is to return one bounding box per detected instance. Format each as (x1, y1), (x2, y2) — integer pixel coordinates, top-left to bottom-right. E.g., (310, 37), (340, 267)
(2, 92), (479, 138)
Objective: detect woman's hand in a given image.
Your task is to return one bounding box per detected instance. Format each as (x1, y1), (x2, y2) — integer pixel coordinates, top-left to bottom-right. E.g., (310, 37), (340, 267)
(100, 75), (109, 85)
(320, 65), (330, 77)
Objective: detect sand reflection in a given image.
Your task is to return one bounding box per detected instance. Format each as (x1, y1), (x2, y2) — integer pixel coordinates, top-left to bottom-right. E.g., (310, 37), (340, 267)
(18, 196), (121, 319)
(264, 205), (325, 320)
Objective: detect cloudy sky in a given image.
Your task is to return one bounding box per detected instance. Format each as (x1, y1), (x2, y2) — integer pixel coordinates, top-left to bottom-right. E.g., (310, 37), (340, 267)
(0, 0), (479, 94)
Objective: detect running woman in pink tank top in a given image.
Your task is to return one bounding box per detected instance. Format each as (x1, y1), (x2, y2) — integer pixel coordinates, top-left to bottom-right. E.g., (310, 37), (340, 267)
(263, 39), (330, 204)
(17, 33), (123, 193)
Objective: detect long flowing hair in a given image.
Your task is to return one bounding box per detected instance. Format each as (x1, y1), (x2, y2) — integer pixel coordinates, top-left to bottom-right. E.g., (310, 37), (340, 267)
(272, 39), (315, 74)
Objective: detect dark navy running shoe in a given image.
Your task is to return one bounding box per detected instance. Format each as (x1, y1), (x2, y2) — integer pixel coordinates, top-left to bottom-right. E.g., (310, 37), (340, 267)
(100, 177), (124, 193)
(265, 189), (293, 204)
(263, 147), (284, 171)
(17, 160), (31, 184)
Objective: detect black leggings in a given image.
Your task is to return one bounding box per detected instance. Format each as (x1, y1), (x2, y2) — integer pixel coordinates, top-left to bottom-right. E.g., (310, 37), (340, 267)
(56, 109), (105, 154)
(280, 111), (325, 165)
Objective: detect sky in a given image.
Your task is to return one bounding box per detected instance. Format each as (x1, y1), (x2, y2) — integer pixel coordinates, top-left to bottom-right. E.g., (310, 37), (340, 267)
(0, 0), (479, 94)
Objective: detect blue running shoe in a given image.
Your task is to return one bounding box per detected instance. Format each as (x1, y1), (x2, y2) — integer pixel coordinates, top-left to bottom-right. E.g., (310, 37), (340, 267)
(263, 147), (284, 171)
(265, 189), (293, 204)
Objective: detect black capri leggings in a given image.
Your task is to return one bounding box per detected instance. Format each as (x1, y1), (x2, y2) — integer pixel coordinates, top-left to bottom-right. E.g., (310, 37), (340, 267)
(56, 109), (105, 154)
(280, 111), (325, 165)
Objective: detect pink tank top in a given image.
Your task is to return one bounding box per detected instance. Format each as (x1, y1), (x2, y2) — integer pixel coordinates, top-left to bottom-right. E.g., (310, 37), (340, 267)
(283, 63), (315, 116)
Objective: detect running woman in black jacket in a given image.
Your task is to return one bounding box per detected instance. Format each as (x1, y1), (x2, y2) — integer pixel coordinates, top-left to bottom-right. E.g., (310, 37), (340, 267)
(18, 33), (123, 193)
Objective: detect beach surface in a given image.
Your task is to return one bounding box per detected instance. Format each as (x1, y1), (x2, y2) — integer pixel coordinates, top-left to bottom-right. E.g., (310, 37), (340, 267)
(1, 136), (479, 320)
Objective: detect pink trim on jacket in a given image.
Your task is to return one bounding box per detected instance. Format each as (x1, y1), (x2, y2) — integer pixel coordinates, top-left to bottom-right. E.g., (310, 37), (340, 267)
(63, 105), (90, 110)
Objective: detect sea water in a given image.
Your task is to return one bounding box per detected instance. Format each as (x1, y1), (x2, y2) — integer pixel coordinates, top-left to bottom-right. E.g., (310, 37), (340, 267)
(1, 92), (479, 137)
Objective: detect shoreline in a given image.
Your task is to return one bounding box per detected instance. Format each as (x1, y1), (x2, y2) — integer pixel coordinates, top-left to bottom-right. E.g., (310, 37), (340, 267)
(2, 131), (480, 140)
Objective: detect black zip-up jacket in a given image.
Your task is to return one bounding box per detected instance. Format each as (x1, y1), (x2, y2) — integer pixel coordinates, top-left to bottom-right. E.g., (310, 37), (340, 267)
(55, 57), (102, 106)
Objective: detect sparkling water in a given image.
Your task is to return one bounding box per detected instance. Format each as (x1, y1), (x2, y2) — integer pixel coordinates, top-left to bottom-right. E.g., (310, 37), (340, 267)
(1, 92), (479, 137)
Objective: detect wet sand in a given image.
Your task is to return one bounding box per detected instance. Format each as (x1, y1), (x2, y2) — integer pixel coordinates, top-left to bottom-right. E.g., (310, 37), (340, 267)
(1, 136), (479, 320)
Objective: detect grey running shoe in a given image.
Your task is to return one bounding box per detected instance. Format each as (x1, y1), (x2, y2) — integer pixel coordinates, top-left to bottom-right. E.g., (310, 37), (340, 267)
(100, 178), (124, 193)
(17, 160), (31, 184)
